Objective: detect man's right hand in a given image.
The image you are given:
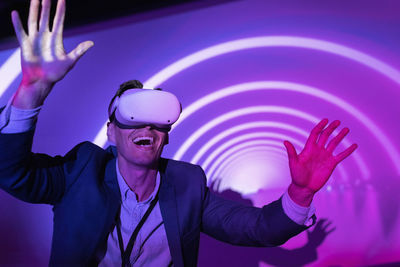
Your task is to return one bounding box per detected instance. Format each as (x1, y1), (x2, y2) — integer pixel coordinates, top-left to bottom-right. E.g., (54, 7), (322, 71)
(11, 0), (93, 109)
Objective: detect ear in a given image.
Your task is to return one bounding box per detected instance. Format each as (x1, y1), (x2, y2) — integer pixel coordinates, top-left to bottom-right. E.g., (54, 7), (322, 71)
(107, 122), (116, 144)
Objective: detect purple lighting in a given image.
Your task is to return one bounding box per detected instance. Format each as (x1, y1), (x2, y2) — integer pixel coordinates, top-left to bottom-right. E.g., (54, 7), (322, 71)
(1, 0), (400, 265)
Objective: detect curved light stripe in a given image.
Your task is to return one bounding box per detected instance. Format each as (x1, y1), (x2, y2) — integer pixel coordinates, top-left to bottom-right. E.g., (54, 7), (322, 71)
(214, 148), (290, 188)
(171, 80), (383, 178)
(203, 133), (303, 173)
(0, 49), (20, 99)
(207, 139), (348, 183)
(202, 134), (348, 182)
(1, 39), (397, 176)
(208, 141), (289, 177)
(191, 121), (310, 164)
(215, 149), (288, 188)
(0, 35), (393, 177)
(210, 145), (289, 179)
(143, 36), (400, 88)
(94, 36), (400, 152)
(173, 106), (316, 159)
(191, 121), (348, 183)
(172, 105), (366, 178)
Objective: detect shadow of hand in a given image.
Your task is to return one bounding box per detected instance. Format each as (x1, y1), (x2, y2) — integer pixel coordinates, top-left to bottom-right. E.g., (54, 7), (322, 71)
(306, 218), (336, 248)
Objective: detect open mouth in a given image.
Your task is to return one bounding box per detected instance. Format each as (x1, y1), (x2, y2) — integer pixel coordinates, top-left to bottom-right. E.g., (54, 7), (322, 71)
(133, 136), (154, 147)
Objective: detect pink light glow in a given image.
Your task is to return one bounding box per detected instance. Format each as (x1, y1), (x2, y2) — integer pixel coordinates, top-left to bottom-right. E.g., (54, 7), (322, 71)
(202, 133), (349, 183)
(190, 121), (309, 164)
(206, 140), (290, 179)
(214, 148), (290, 194)
(91, 36), (399, 178)
(172, 106), (357, 180)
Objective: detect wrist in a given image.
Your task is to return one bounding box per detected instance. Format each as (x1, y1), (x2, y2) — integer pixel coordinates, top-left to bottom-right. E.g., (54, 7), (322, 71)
(288, 183), (315, 207)
(12, 80), (54, 109)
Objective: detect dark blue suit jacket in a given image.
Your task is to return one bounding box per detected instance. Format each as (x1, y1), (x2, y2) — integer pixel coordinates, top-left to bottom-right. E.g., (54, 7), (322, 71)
(0, 130), (309, 266)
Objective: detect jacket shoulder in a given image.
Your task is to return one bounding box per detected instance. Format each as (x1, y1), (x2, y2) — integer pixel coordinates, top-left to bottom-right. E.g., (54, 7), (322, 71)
(161, 158), (207, 187)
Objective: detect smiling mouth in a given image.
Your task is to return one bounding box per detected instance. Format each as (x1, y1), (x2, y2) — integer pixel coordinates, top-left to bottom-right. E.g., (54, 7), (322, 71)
(133, 136), (154, 147)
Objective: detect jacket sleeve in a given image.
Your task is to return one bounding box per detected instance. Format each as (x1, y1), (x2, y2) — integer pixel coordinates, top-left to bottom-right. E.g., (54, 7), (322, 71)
(199, 167), (313, 247)
(0, 130), (93, 205)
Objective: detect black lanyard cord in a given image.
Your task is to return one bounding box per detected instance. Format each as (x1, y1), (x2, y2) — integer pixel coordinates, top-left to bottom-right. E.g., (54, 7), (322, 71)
(116, 193), (159, 267)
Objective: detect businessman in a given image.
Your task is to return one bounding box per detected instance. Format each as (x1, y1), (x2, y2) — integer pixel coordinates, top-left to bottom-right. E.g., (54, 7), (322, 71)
(0, 0), (357, 266)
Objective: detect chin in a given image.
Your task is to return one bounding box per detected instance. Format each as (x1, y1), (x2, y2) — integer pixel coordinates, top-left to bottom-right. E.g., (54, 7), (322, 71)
(130, 156), (160, 168)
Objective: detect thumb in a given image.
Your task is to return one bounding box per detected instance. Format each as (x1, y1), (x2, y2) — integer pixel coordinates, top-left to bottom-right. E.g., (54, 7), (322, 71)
(68, 40), (94, 63)
(284, 140), (298, 164)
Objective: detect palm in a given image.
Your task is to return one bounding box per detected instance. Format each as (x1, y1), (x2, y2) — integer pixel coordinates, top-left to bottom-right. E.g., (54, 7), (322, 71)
(291, 144), (336, 192)
(12, 0), (93, 87)
(21, 31), (71, 84)
(284, 119), (357, 194)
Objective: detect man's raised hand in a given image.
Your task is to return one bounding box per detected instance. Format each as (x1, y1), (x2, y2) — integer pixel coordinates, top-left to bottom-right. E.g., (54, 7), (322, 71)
(11, 0), (93, 108)
(284, 119), (358, 206)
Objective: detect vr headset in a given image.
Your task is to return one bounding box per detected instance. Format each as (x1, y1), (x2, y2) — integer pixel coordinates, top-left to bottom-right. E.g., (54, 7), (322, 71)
(108, 88), (182, 132)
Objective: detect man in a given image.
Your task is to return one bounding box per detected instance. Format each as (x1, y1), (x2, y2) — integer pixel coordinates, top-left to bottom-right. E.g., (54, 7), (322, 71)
(0, 0), (357, 266)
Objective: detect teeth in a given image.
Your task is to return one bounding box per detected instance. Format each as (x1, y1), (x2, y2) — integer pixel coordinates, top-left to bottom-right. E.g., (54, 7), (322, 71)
(133, 136), (154, 145)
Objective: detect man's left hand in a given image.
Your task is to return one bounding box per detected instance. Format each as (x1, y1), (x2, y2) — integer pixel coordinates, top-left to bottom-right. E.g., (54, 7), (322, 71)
(284, 119), (358, 207)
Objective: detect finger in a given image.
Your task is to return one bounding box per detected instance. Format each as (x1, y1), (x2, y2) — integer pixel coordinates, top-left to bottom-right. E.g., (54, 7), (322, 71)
(39, 0), (51, 32)
(52, 0), (65, 36)
(321, 221), (332, 230)
(326, 227), (336, 235)
(28, 0), (40, 35)
(317, 120), (340, 147)
(11, 11), (27, 44)
(215, 178), (222, 192)
(305, 119), (329, 148)
(67, 40), (94, 63)
(326, 127), (349, 153)
(209, 178), (217, 190)
(284, 140), (298, 164)
(335, 143), (358, 163)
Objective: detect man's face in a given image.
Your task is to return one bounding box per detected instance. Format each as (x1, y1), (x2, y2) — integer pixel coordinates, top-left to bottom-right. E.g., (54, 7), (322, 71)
(107, 123), (168, 169)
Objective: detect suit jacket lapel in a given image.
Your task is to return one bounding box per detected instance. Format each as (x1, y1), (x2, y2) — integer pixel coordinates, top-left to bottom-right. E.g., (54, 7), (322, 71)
(103, 156), (122, 227)
(158, 158), (185, 267)
(91, 155), (122, 261)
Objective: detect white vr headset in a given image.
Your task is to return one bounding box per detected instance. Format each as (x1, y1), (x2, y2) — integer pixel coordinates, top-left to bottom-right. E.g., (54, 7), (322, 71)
(108, 88), (181, 132)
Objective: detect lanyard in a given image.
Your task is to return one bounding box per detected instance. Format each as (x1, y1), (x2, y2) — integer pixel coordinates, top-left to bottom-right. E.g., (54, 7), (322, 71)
(116, 193), (159, 267)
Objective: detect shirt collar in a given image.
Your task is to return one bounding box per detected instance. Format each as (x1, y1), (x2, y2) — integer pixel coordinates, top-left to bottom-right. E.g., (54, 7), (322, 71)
(115, 158), (160, 204)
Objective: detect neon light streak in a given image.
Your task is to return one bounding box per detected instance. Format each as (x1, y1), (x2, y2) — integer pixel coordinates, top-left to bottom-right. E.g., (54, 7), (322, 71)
(0, 49), (20, 99)
(93, 36), (400, 148)
(203, 132), (302, 174)
(202, 134), (348, 182)
(191, 121), (310, 164)
(143, 36), (400, 88)
(214, 148), (289, 194)
(207, 141), (289, 178)
(0, 37), (397, 175)
(90, 36), (400, 176)
(173, 106), (316, 159)
(172, 80), (383, 178)
(210, 145), (289, 179)
(191, 121), (349, 183)
(214, 147), (287, 181)
(173, 106), (363, 179)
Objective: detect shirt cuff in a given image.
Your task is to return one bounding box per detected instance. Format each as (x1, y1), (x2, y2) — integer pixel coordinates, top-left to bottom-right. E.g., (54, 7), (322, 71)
(282, 190), (316, 226)
(0, 95), (41, 133)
